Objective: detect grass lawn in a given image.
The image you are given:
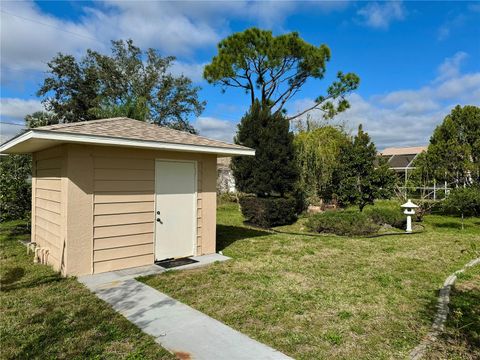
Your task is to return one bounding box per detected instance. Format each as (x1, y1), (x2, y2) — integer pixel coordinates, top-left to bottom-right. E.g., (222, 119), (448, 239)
(426, 264), (480, 359)
(142, 202), (480, 360)
(0, 220), (173, 360)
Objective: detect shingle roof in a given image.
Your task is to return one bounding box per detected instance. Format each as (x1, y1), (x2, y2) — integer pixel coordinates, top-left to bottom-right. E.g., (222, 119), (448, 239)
(34, 117), (248, 151)
(380, 146), (427, 156)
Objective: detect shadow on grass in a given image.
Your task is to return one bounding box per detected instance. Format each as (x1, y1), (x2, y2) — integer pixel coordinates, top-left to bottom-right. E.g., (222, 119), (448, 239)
(419, 278), (480, 357)
(431, 221), (466, 230)
(216, 224), (270, 251)
(1, 266), (26, 286)
(444, 284), (480, 350)
(1, 273), (63, 292)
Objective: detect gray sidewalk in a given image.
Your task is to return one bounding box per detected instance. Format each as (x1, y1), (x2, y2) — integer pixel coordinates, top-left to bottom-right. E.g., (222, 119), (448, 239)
(79, 255), (292, 360)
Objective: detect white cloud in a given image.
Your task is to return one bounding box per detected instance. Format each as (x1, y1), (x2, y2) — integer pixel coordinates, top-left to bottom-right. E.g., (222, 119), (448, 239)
(435, 51), (468, 82)
(356, 1), (406, 29)
(0, 98), (43, 121)
(0, 2), (102, 71)
(0, 123), (25, 144)
(1, 0), (357, 85)
(170, 61), (207, 83)
(0, 0), (308, 83)
(437, 14), (467, 41)
(334, 93), (447, 149)
(194, 116), (237, 143)
(0, 98), (37, 143)
(293, 52), (480, 149)
(434, 73), (480, 101)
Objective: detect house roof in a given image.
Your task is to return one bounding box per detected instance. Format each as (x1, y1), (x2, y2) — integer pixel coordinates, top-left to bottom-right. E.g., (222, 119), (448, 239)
(0, 117), (254, 156)
(379, 146), (427, 156)
(387, 154), (418, 169)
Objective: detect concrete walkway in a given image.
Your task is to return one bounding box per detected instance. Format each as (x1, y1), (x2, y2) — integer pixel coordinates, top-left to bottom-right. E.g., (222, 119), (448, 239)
(79, 255), (292, 360)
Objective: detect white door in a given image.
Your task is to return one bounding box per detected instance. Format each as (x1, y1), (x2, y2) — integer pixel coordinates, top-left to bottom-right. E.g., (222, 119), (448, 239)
(155, 160), (196, 261)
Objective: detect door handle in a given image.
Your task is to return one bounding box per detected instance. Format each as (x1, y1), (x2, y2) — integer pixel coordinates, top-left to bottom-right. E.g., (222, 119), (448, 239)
(156, 217), (163, 224)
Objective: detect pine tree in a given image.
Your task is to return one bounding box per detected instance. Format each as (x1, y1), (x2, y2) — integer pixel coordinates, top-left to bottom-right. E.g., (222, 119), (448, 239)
(333, 125), (394, 211)
(232, 101), (298, 197)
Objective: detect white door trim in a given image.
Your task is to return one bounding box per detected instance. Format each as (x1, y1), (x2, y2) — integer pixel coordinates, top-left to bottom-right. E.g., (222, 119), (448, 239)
(154, 159), (198, 261)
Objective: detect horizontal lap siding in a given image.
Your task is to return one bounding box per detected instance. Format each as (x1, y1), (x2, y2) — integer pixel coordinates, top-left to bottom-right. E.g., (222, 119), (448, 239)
(33, 150), (64, 271)
(92, 156), (155, 272)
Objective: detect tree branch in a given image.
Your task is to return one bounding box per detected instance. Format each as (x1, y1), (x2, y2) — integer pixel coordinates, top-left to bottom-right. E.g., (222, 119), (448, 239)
(285, 94), (335, 121)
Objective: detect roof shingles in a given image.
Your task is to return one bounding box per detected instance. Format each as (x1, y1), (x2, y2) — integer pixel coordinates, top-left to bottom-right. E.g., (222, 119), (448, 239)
(35, 117), (248, 151)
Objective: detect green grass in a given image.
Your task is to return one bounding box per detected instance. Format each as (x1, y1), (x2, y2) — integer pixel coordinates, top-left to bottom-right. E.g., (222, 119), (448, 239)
(142, 202), (480, 360)
(0, 220), (173, 360)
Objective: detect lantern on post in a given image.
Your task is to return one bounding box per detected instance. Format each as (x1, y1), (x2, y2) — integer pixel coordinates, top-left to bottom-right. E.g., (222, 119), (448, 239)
(401, 199), (418, 233)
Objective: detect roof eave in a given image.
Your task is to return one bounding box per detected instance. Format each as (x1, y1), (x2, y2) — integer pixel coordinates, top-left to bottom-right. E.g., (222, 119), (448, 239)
(0, 130), (255, 157)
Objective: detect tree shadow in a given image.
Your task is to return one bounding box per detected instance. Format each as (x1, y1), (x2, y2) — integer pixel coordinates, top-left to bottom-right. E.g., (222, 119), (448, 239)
(432, 222), (465, 230)
(1, 266), (25, 286)
(8, 223), (30, 237)
(418, 281), (480, 356)
(444, 285), (480, 350)
(1, 274), (63, 292)
(216, 224), (270, 251)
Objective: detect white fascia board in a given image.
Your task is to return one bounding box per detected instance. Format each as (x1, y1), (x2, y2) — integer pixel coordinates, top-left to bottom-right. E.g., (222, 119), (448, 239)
(0, 131), (33, 153)
(0, 130), (255, 156)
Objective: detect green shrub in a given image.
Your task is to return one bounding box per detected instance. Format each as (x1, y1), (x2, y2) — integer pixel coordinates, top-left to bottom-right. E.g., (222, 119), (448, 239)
(239, 195), (297, 228)
(442, 186), (480, 217)
(0, 154), (32, 221)
(306, 211), (379, 236)
(217, 192), (238, 204)
(364, 206), (406, 229)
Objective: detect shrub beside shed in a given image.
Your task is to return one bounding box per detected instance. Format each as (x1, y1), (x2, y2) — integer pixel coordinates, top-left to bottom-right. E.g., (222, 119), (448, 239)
(0, 118), (254, 276)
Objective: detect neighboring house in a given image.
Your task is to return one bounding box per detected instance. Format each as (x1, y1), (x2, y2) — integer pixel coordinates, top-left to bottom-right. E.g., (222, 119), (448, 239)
(0, 118), (254, 276)
(379, 146), (427, 183)
(217, 157), (236, 193)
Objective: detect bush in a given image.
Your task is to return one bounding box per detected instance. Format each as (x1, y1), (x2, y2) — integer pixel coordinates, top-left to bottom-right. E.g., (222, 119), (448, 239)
(0, 154), (32, 221)
(442, 186), (480, 217)
(306, 211), (379, 236)
(239, 195), (297, 228)
(364, 206), (406, 229)
(217, 192), (238, 204)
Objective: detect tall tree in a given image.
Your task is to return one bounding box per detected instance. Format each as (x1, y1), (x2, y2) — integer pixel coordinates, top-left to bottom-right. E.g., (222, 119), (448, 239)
(204, 28), (359, 120)
(333, 125), (394, 211)
(415, 105), (480, 186)
(25, 111), (59, 128)
(294, 125), (349, 203)
(232, 101), (298, 197)
(37, 39), (205, 133)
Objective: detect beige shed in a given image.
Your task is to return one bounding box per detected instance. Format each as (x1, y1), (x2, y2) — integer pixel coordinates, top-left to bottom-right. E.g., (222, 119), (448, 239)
(0, 118), (254, 276)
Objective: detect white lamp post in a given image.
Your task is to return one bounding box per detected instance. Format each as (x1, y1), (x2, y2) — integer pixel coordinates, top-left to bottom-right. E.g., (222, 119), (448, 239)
(401, 199), (419, 233)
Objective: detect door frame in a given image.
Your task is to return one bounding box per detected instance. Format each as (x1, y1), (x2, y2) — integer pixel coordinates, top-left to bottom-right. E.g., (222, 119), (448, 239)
(154, 159), (198, 261)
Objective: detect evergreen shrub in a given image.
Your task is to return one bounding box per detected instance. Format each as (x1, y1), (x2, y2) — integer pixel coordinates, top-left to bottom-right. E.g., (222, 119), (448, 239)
(364, 207), (406, 229)
(239, 195), (297, 228)
(0, 155), (32, 221)
(306, 211), (379, 236)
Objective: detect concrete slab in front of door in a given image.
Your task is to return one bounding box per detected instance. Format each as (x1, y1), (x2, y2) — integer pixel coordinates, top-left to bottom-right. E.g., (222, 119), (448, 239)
(79, 257), (292, 360)
(79, 253), (230, 288)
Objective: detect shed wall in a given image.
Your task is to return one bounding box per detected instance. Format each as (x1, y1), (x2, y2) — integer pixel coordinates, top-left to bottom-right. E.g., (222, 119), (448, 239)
(32, 145), (67, 272)
(64, 144), (217, 275)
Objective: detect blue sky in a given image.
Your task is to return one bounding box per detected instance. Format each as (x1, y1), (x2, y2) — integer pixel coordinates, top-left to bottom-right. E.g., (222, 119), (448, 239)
(1, 1), (479, 148)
